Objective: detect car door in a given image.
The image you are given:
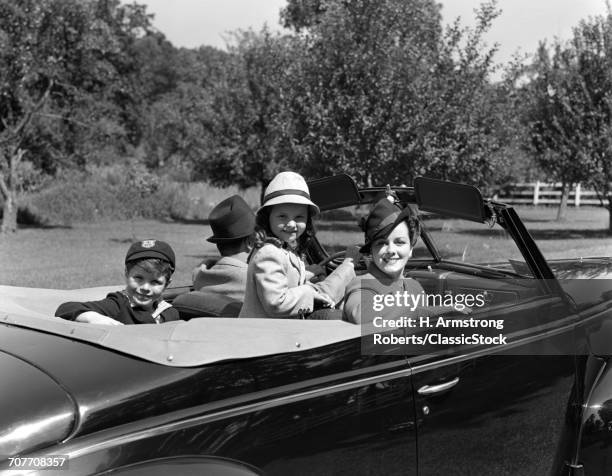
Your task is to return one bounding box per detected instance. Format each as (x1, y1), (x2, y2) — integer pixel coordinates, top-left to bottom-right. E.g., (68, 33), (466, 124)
(238, 337), (418, 476)
(410, 287), (578, 476)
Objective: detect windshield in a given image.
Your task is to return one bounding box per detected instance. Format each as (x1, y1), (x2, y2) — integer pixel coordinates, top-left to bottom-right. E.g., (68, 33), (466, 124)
(420, 212), (534, 277)
(315, 206), (534, 277)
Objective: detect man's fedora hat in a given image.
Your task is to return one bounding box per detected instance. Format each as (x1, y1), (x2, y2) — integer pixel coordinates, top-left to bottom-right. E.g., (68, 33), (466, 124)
(207, 195), (256, 243)
(259, 171), (320, 216)
(360, 198), (419, 253)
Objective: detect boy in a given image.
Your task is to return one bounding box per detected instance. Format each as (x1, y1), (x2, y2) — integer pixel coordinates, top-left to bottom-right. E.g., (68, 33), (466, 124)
(55, 239), (179, 325)
(192, 194), (255, 300)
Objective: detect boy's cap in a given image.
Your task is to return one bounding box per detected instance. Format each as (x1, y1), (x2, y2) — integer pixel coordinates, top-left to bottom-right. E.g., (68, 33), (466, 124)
(125, 240), (176, 269)
(207, 195), (256, 243)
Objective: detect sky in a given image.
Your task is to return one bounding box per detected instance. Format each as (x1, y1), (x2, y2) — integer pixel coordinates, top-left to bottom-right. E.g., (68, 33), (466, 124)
(137, 0), (609, 66)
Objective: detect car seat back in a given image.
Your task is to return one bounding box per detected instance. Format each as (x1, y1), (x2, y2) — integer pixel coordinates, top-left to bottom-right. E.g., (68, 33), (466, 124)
(172, 291), (242, 319)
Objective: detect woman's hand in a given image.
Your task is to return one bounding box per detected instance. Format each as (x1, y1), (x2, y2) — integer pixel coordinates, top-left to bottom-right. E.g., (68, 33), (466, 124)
(75, 311), (124, 325)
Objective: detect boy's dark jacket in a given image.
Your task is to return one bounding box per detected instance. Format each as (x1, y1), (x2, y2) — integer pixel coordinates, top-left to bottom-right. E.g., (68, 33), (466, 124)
(55, 291), (179, 324)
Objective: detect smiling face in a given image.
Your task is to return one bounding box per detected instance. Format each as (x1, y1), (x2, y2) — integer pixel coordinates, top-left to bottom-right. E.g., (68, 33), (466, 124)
(268, 203), (308, 249)
(371, 221), (413, 279)
(124, 263), (169, 310)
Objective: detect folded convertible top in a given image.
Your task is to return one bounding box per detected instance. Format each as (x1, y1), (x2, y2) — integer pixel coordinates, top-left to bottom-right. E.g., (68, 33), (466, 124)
(0, 285), (361, 367)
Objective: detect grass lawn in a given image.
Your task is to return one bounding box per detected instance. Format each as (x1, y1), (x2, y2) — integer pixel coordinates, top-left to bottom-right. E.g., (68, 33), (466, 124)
(0, 219), (220, 289)
(508, 206), (612, 259)
(1, 206), (610, 289)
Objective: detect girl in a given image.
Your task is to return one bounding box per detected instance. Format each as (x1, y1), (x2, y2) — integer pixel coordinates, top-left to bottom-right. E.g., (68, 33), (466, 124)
(239, 171), (359, 319)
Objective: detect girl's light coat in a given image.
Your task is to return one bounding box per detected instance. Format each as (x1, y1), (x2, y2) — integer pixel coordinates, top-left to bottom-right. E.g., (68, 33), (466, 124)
(239, 244), (355, 319)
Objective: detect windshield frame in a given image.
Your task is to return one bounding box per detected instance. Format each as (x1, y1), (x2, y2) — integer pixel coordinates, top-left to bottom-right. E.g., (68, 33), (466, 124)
(314, 186), (557, 283)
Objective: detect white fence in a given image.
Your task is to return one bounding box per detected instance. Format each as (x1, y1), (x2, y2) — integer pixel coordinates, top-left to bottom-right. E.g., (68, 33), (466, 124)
(494, 182), (604, 207)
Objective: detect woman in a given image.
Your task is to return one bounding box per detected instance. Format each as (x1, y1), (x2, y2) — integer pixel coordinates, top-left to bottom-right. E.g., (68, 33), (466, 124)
(343, 197), (424, 324)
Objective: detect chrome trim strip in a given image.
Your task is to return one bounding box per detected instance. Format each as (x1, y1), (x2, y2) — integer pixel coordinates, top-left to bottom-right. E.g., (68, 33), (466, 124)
(409, 304), (579, 374)
(56, 365), (413, 459)
(575, 304), (612, 326)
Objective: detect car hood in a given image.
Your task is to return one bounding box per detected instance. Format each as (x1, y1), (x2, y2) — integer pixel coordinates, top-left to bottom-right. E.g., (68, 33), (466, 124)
(0, 351), (75, 456)
(547, 257), (612, 279)
(547, 258), (612, 310)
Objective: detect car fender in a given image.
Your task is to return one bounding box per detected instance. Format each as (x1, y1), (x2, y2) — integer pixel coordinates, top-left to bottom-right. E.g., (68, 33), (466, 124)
(577, 355), (612, 475)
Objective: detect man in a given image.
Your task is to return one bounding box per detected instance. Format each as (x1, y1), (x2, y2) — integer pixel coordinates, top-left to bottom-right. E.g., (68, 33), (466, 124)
(192, 194), (255, 301)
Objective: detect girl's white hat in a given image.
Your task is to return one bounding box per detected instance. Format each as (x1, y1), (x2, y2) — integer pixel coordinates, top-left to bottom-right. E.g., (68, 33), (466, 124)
(259, 171), (320, 216)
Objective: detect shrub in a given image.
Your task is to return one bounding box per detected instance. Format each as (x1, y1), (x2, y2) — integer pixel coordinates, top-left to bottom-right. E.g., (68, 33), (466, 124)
(16, 202), (50, 227)
(155, 181), (260, 221)
(19, 166), (261, 225)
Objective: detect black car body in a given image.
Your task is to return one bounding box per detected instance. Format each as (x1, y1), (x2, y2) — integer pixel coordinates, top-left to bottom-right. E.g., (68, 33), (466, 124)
(1, 176), (611, 476)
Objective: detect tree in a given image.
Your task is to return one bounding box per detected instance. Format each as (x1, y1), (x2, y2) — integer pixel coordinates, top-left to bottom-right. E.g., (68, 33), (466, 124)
(279, 0), (504, 188)
(139, 46), (229, 171)
(402, 2), (506, 190)
(520, 43), (598, 220)
(196, 29), (296, 193)
(0, 0), (158, 232)
(280, 0), (327, 31)
(520, 10), (612, 228)
(0, 0), (73, 232)
(142, 82), (211, 169)
(572, 13), (612, 231)
(184, 0), (503, 195)
(279, 0), (442, 185)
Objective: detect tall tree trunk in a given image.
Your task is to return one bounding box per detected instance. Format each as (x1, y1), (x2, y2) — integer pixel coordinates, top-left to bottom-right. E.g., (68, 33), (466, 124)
(608, 197), (612, 235)
(1, 192), (17, 233)
(0, 83), (52, 233)
(259, 178), (269, 206)
(556, 182), (569, 221)
(0, 148), (25, 233)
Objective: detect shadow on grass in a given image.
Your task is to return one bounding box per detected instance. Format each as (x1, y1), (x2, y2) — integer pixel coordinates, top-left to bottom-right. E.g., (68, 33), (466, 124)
(166, 217), (211, 226)
(18, 223), (72, 230)
(529, 229), (611, 240)
(14, 207), (72, 229)
(519, 213), (608, 224)
(316, 222), (361, 232)
(520, 217), (568, 223)
(451, 228), (611, 240)
(109, 237), (132, 244)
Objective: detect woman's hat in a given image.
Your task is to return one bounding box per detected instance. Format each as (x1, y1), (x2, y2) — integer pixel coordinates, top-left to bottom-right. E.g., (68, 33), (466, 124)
(207, 195), (256, 243)
(259, 171), (320, 216)
(360, 198), (418, 253)
(125, 239), (176, 269)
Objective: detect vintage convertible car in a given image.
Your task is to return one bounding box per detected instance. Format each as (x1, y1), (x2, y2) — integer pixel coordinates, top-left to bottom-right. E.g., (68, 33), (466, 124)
(1, 176), (611, 476)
